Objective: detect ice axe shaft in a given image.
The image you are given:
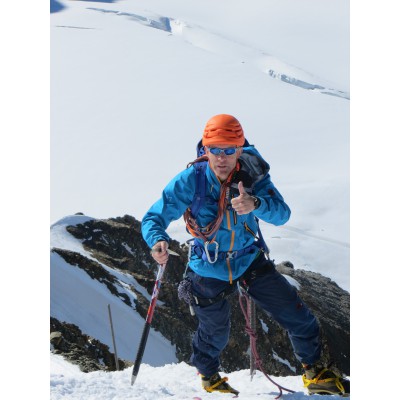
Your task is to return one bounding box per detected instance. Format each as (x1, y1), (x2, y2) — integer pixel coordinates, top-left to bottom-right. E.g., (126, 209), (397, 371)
(131, 263), (166, 385)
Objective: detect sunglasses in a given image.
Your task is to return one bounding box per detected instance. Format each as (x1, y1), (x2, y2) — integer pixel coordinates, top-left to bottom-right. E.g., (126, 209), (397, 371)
(207, 147), (240, 156)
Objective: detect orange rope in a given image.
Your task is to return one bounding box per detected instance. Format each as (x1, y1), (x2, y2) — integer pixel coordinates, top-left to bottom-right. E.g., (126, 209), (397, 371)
(184, 160), (239, 243)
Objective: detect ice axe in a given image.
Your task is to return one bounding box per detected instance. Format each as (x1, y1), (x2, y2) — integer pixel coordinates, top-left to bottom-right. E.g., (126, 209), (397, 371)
(131, 249), (179, 385)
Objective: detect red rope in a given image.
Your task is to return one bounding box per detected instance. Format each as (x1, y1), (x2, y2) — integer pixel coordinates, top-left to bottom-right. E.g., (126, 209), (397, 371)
(238, 290), (295, 399)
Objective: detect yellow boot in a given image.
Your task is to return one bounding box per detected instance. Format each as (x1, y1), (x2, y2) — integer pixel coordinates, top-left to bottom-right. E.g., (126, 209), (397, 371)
(201, 372), (239, 395)
(302, 363), (350, 396)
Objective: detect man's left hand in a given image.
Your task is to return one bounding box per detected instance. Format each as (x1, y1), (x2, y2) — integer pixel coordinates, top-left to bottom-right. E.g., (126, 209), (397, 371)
(231, 181), (256, 215)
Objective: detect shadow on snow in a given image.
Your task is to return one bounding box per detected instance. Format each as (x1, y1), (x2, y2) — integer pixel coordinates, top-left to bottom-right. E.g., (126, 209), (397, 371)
(50, 0), (65, 13)
(51, 0), (122, 14)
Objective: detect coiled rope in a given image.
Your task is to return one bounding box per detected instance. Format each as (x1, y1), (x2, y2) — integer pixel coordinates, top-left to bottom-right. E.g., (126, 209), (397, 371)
(183, 157), (240, 243)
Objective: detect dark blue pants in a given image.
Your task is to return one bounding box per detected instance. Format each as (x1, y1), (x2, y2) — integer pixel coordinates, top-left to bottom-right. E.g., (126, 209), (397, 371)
(188, 254), (321, 377)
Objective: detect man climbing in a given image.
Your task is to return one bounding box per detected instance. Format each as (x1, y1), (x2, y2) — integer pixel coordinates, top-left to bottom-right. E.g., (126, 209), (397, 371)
(141, 114), (349, 396)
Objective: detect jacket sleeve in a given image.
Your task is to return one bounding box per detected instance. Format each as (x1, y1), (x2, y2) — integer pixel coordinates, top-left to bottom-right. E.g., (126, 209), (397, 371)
(252, 173), (291, 226)
(141, 167), (195, 248)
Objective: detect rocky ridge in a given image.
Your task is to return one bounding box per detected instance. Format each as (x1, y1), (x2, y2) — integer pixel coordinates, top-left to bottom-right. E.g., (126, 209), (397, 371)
(50, 214), (349, 376)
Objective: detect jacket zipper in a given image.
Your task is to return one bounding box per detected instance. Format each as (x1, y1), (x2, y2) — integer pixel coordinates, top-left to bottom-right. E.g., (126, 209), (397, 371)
(225, 210), (235, 284)
(244, 222), (257, 238)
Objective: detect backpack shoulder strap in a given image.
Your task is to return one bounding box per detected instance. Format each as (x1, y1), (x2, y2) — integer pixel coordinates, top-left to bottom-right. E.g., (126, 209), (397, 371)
(189, 161), (208, 219)
(254, 216), (270, 256)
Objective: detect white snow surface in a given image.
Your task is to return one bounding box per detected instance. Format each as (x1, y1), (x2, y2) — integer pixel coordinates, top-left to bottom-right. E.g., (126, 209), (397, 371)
(51, 0), (350, 292)
(51, 215), (177, 365)
(49, 1), (352, 399)
(51, 352), (348, 400)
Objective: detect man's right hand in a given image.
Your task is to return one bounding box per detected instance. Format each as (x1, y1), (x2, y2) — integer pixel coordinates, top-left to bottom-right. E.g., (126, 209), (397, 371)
(151, 241), (169, 265)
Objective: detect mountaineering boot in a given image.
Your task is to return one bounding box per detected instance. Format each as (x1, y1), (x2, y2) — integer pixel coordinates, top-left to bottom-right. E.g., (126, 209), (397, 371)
(201, 372), (239, 395)
(302, 363), (350, 396)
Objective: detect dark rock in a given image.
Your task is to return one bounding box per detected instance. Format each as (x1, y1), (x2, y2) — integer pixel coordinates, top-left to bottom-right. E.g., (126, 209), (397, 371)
(275, 263), (350, 375)
(51, 215), (350, 377)
(50, 317), (132, 372)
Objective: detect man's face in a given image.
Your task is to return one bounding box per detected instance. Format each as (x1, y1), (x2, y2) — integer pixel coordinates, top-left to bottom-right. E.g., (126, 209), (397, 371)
(205, 145), (243, 182)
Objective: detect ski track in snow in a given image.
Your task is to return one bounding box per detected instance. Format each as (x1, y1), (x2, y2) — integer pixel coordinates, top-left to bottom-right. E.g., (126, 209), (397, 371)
(280, 225), (350, 249)
(86, 7), (349, 99)
(56, 25), (95, 29)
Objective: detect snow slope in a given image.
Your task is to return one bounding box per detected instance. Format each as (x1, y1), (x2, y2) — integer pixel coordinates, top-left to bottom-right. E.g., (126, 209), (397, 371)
(48, 1), (352, 398)
(51, 215), (177, 365)
(51, 0), (350, 291)
(51, 352), (348, 400)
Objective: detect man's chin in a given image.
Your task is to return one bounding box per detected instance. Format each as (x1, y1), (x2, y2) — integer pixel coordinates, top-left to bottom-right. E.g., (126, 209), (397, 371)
(216, 171), (229, 181)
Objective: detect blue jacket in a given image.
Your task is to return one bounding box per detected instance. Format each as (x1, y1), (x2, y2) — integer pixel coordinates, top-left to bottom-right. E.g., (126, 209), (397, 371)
(141, 146), (291, 282)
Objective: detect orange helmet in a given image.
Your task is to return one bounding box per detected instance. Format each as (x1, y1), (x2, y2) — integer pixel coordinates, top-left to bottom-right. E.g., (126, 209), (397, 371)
(202, 114), (245, 147)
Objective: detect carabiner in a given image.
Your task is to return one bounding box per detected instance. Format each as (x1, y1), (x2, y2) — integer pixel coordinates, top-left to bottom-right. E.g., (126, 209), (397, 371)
(182, 239), (196, 278)
(204, 241), (219, 264)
